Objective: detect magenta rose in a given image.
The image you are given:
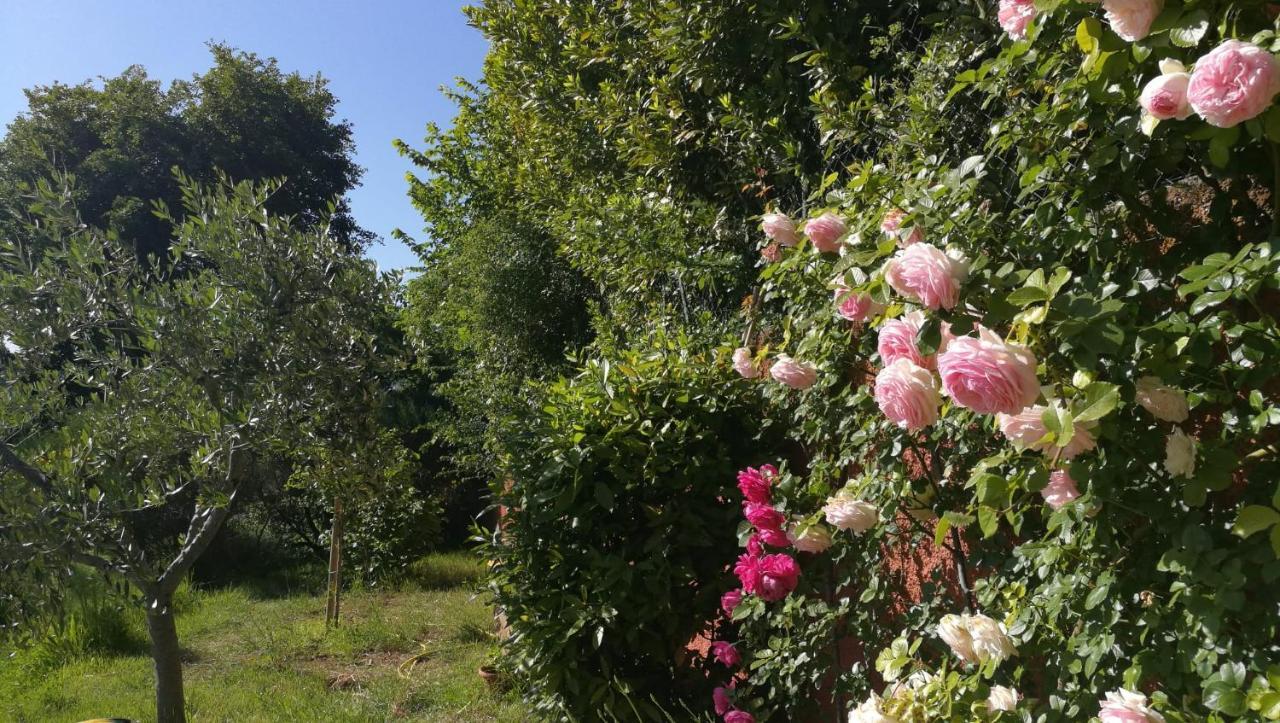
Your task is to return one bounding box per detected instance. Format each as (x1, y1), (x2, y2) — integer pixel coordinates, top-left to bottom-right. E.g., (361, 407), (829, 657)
(721, 589), (743, 617)
(998, 0), (1036, 39)
(755, 527), (790, 547)
(1188, 39), (1280, 128)
(713, 687), (732, 716)
(757, 553), (800, 602)
(1140, 61), (1192, 121)
(746, 534), (764, 557)
(877, 310), (949, 369)
(743, 502), (786, 531)
(770, 355), (818, 389)
(884, 242), (966, 310)
(936, 326), (1039, 415)
(1041, 469), (1081, 510)
(874, 358), (942, 431)
(736, 465), (775, 504)
(805, 212), (847, 253)
(724, 711), (755, 723)
(734, 553), (762, 594)
(834, 285), (884, 322)
(1102, 0), (1162, 42)
(711, 641), (741, 667)
(997, 404), (1097, 459)
(762, 212), (799, 247)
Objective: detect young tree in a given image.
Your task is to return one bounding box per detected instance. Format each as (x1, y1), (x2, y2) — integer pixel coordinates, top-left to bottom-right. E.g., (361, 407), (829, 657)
(0, 174), (397, 723)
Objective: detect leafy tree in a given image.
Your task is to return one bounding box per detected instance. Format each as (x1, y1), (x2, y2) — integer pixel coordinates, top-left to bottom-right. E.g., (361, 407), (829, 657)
(0, 43), (369, 259)
(0, 174), (397, 723)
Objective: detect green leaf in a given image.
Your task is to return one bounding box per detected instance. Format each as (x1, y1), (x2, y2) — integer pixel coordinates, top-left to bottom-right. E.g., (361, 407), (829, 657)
(1076, 17), (1102, 55)
(1075, 382), (1120, 423)
(594, 482), (615, 512)
(1084, 582), (1109, 610)
(1169, 10), (1210, 48)
(1233, 505), (1280, 539)
(1007, 286), (1050, 307)
(978, 506), (1000, 538)
(974, 473), (1007, 506)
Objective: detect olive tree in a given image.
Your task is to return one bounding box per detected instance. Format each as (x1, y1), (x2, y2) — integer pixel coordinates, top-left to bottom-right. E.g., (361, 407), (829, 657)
(0, 173), (398, 723)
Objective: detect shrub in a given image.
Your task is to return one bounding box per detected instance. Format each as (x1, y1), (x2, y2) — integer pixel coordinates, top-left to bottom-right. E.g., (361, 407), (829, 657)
(483, 338), (780, 720)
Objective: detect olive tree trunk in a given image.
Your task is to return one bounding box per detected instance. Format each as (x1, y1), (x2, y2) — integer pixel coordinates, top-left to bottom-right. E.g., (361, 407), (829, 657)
(325, 497), (345, 627)
(145, 593), (186, 723)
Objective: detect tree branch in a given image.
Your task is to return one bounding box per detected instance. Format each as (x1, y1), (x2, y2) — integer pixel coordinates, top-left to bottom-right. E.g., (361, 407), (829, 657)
(0, 439), (54, 494)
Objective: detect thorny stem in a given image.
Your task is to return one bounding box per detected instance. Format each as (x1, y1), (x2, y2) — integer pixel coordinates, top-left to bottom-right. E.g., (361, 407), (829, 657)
(949, 527), (978, 613)
(1272, 142), (1280, 238)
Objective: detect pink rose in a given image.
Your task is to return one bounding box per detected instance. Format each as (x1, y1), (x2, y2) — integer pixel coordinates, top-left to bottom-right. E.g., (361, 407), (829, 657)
(881, 208), (924, 247)
(1140, 60), (1193, 120)
(734, 553), (762, 594)
(732, 347), (761, 379)
(736, 465), (775, 504)
(996, 404), (1097, 459)
(877, 311), (950, 369)
(721, 589), (743, 616)
(1102, 0), (1162, 42)
(743, 502), (785, 531)
(713, 687), (732, 716)
(834, 286), (884, 323)
(761, 242), (782, 263)
(1041, 469), (1081, 510)
(1188, 39), (1280, 128)
(998, 0), (1036, 40)
(724, 711), (755, 723)
(874, 358), (941, 430)
(937, 327), (1039, 415)
(883, 243), (966, 310)
(757, 553), (800, 602)
(762, 212), (799, 247)
(805, 212), (847, 253)
(711, 641), (741, 667)
(770, 355), (818, 389)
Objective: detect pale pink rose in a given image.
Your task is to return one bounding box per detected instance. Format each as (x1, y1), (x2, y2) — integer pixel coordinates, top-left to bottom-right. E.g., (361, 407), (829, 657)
(987, 686), (1020, 712)
(762, 212), (799, 247)
(1041, 469), (1081, 509)
(883, 243), (966, 310)
(788, 522), (833, 553)
(805, 212), (847, 253)
(770, 355), (817, 389)
(936, 327), (1039, 415)
(1098, 689), (1166, 723)
(834, 283), (884, 322)
(1164, 428), (1196, 477)
(996, 404), (1096, 459)
(732, 347), (761, 379)
(1140, 62), (1193, 120)
(1135, 376), (1189, 422)
(998, 0), (1036, 39)
(1188, 39), (1280, 128)
(874, 358), (941, 430)
(1102, 0), (1162, 42)
(761, 242), (782, 262)
(880, 208), (924, 247)
(876, 311), (950, 369)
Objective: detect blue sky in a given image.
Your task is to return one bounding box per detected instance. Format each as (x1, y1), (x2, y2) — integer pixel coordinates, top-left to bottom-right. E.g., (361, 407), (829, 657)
(0, 0), (488, 272)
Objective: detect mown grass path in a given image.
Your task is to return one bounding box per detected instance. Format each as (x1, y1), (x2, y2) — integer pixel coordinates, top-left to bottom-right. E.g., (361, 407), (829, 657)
(0, 553), (524, 722)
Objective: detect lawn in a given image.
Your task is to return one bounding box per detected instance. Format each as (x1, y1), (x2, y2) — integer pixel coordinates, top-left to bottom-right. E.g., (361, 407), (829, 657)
(0, 553), (525, 722)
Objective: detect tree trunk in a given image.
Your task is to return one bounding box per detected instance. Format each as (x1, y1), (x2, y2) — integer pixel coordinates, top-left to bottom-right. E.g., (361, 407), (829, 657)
(145, 593), (186, 723)
(325, 497), (344, 627)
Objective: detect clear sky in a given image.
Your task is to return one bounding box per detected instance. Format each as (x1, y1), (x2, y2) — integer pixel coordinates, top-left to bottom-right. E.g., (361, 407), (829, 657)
(0, 0), (488, 272)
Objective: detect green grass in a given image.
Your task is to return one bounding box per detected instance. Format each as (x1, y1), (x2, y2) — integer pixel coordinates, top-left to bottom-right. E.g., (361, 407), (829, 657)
(0, 552), (525, 722)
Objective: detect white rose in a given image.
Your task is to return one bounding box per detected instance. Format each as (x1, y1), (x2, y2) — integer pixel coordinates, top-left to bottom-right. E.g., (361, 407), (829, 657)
(1135, 376), (1189, 423)
(987, 685), (1020, 712)
(823, 492), (879, 533)
(788, 522), (833, 553)
(848, 694), (898, 723)
(937, 613), (977, 664)
(966, 613), (1017, 664)
(1099, 688), (1166, 723)
(1164, 428), (1196, 478)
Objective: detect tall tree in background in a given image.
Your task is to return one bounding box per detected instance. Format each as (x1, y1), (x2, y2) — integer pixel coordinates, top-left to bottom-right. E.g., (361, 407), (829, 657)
(0, 43), (370, 258)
